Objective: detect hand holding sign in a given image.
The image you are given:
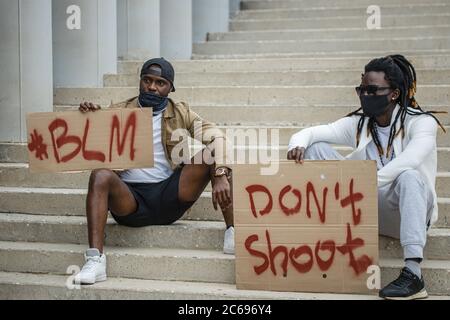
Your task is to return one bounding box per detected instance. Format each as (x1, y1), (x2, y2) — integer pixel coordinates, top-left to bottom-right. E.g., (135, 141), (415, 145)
(287, 146), (306, 164)
(79, 101), (101, 113)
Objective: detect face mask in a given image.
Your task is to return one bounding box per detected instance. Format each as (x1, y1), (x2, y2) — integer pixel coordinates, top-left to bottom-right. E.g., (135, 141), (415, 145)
(138, 90), (169, 115)
(360, 94), (391, 118)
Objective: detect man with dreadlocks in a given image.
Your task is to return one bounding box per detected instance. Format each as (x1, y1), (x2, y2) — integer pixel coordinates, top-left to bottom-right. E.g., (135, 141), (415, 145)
(287, 54), (445, 300)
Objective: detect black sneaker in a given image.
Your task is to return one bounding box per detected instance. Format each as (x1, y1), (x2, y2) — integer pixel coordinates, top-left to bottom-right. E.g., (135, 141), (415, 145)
(379, 267), (428, 300)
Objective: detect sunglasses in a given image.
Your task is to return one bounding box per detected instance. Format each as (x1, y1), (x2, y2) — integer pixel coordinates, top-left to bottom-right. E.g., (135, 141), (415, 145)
(355, 85), (393, 96)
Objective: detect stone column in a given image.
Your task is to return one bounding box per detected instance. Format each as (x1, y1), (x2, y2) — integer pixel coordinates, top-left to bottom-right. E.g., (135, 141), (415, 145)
(193, 0), (229, 43)
(117, 0), (160, 60)
(52, 0), (117, 87)
(160, 0), (192, 60)
(0, 0), (53, 142)
(229, 0), (240, 18)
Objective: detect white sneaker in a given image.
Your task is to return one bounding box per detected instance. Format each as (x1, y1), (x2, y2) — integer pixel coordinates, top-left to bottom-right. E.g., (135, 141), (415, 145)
(223, 226), (235, 255)
(74, 248), (107, 285)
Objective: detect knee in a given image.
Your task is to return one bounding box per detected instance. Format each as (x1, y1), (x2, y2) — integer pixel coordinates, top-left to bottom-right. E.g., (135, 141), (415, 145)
(89, 169), (115, 190)
(395, 170), (424, 187)
(304, 142), (329, 159)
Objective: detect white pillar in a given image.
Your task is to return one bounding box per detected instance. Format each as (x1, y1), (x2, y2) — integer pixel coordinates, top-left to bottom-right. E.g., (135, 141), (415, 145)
(193, 0), (229, 43)
(52, 0), (117, 88)
(0, 0), (53, 143)
(117, 0), (160, 60)
(160, 0), (192, 60)
(229, 0), (240, 18)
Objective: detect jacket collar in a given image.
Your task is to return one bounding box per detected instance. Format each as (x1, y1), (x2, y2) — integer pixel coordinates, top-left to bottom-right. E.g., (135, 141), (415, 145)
(163, 98), (176, 119)
(125, 96), (139, 108)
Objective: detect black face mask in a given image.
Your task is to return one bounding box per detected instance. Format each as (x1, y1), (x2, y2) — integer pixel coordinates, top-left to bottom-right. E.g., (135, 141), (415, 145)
(138, 90), (168, 115)
(360, 94), (391, 118)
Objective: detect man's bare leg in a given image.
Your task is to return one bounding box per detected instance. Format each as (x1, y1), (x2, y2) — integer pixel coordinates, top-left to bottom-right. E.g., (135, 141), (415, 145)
(86, 169), (137, 252)
(178, 163), (210, 204)
(179, 163), (234, 227)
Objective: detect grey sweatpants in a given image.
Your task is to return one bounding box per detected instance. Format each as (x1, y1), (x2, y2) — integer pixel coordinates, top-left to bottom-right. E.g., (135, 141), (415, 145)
(304, 142), (434, 260)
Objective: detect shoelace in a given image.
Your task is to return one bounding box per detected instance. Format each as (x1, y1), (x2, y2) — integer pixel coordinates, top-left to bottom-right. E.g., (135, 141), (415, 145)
(392, 270), (413, 287)
(81, 257), (102, 272)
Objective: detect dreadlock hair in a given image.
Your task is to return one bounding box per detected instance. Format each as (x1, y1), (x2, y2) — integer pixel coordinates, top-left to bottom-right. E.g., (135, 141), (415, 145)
(347, 54), (446, 158)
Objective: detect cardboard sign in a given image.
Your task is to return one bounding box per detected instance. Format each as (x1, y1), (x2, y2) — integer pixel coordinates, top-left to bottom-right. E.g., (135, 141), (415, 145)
(26, 109), (153, 173)
(233, 160), (378, 294)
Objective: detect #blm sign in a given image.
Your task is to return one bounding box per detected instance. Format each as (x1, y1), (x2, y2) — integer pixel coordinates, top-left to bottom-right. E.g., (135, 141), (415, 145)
(26, 108), (153, 173)
(233, 160), (378, 294)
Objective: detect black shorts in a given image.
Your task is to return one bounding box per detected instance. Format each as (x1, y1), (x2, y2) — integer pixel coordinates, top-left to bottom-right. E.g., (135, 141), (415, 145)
(110, 167), (195, 227)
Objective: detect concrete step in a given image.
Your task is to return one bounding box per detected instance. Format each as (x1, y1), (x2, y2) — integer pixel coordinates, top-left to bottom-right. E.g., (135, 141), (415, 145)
(210, 126), (450, 148)
(0, 186), (210, 219)
(241, 0), (450, 10)
(236, 3), (450, 20)
(118, 55), (450, 74)
(53, 86), (450, 110)
(192, 49), (450, 60)
(0, 143), (29, 163)
(209, 25), (450, 42)
(436, 173), (450, 198)
(0, 163), (89, 188)
(6, 122), (450, 165)
(0, 242), (449, 295)
(53, 104), (450, 127)
(436, 198), (450, 228)
(2, 161), (450, 197)
(380, 229), (450, 262)
(0, 186), (207, 220)
(0, 213), (448, 260)
(0, 213), (226, 250)
(3, 121), (450, 162)
(230, 14), (450, 31)
(1, 271), (439, 300)
(0, 242), (234, 284)
(104, 69), (450, 87)
(1, 184), (449, 227)
(3, 142), (450, 173)
(193, 37), (450, 56)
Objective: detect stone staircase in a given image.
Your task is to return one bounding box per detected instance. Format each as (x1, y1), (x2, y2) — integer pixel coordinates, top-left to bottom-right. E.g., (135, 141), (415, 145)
(1, 0), (449, 299)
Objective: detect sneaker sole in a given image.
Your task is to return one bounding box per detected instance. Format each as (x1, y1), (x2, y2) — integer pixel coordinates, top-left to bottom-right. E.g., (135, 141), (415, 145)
(74, 275), (107, 285)
(385, 289), (428, 300)
(223, 248), (235, 255)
